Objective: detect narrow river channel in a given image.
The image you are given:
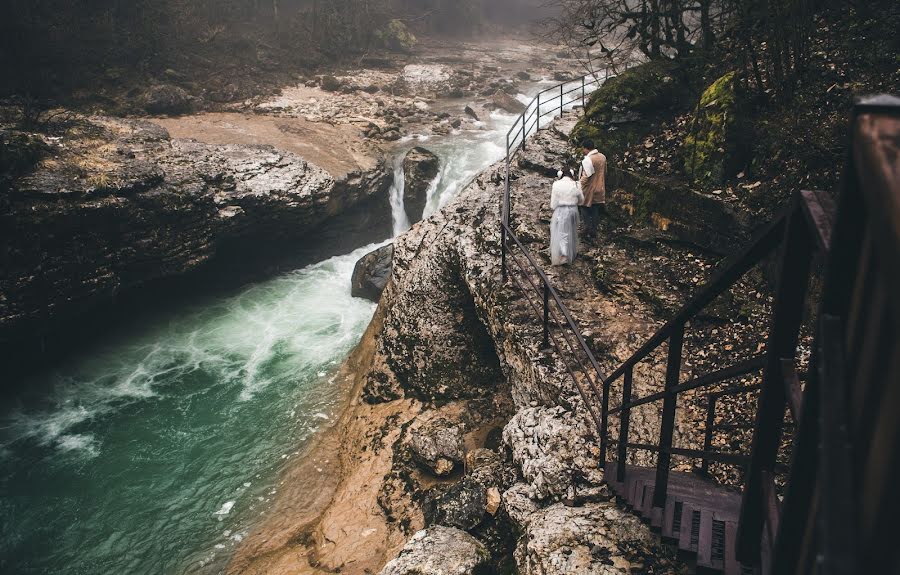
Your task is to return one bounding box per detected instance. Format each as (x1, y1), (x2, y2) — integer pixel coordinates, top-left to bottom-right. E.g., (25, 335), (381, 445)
(0, 100), (541, 574)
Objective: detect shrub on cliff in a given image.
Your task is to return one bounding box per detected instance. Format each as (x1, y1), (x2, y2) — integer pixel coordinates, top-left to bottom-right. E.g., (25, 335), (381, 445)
(376, 19), (417, 53)
(571, 60), (690, 161)
(682, 71), (751, 191)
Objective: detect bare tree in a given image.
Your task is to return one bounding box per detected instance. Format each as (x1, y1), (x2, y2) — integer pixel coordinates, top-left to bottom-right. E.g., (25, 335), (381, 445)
(543, 0), (817, 104)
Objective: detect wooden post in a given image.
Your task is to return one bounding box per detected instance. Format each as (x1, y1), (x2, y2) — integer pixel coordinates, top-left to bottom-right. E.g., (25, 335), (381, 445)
(653, 322), (685, 510)
(737, 196), (814, 563)
(702, 395), (716, 475)
(616, 367), (634, 483)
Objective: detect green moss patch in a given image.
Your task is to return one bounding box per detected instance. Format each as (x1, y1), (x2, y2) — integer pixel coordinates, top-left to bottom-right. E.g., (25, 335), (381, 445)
(571, 60), (689, 161)
(682, 71), (750, 191)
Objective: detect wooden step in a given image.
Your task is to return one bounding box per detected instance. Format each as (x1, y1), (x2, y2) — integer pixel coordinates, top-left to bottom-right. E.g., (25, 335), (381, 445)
(604, 461), (759, 575)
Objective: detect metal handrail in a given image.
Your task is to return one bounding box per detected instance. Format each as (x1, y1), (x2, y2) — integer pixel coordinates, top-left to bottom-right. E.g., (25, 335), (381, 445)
(497, 72), (611, 457)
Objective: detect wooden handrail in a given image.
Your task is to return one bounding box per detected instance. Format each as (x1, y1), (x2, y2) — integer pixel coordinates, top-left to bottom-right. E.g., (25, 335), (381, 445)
(608, 355), (766, 415)
(602, 211), (789, 387)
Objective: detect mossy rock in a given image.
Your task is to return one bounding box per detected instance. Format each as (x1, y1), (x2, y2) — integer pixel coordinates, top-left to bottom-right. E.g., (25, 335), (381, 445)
(609, 174), (749, 253)
(571, 60), (689, 161)
(682, 71), (751, 191)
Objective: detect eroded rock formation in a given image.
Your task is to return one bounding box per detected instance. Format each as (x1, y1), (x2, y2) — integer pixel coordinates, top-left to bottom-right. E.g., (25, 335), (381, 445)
(402, 147), (439, 223)
(352, 244), (394, 302)
(0, 115), (391, 371)
(378, 526), (491, 575)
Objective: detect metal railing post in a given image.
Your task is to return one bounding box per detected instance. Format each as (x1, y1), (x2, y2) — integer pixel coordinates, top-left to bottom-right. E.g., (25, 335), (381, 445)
(599, 377), (610, 463)
(616, 366), (634, 483)
(501, 225), (507, 282)
(560, 83), (564, 115)
(536, 93), (540, 130)
(582, 76), (586, 108)
(521, 114), (526, 151)
(653, 322), (685, 510)
(542, 283), (550, 348)
(702, 394), (716, 475)
(502, 137), (509, 282)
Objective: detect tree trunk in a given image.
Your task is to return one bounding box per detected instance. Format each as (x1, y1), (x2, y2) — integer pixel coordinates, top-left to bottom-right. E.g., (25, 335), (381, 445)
(700, 0), (713, 49)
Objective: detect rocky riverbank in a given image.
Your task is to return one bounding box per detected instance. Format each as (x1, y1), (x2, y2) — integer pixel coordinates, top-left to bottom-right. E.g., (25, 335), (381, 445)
(229, 92), (781, 572)
(0, 113), (391, 376)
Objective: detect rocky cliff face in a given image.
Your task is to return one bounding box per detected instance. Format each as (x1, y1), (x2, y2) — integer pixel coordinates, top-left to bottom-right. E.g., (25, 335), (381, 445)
(350, 116), (690, 574)
(0, 115), (390, 372)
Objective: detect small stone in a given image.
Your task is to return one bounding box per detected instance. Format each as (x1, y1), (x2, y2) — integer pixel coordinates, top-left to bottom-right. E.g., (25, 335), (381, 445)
(486, 487), (501, 515)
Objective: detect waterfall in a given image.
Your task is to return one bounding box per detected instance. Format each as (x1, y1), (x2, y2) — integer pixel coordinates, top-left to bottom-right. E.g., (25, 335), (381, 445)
(388, 154), (411, 237)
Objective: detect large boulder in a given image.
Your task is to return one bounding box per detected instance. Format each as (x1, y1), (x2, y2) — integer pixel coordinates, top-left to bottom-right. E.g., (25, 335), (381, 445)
(514, 502), (678, 575)
(403, 147), (440, 223)
(491, 91), (527, 115)
(351, 244), (394, 302)
(571, 60), (690, 162)
(682, 71), (751, 191)
(502, 406), (603, 502)
(141, 84), (193, 115)
(379, 526), (491, 575)
(407, 417), (465, 476)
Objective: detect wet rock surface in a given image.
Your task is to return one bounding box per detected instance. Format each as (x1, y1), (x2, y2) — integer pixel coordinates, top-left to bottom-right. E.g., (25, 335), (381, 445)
(402, 147), (439, 224)
(379, 526), (490, 575)
(490, 90), (527, 115)
(352, 244), (394, 303)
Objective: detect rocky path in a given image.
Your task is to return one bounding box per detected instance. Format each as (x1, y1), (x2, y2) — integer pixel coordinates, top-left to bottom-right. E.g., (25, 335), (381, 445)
(508, 113), (774, 483)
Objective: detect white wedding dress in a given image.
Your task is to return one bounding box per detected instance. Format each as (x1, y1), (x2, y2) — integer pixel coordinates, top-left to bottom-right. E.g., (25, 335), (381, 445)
(549, 177), (584, 266)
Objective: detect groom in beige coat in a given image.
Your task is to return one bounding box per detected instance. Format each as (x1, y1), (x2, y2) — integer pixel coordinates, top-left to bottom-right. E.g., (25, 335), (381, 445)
(578, 139), (607, 240)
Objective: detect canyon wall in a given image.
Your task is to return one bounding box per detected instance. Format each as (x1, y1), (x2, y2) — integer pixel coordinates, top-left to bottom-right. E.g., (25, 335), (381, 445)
(0, 116), (391, 375)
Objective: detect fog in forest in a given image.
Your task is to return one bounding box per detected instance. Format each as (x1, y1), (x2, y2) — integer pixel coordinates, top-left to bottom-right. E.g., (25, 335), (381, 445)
(1, 0), (553, 99)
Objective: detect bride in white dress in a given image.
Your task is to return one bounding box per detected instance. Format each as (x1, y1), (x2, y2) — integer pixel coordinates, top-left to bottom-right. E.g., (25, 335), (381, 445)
(550, 167), (584, 266)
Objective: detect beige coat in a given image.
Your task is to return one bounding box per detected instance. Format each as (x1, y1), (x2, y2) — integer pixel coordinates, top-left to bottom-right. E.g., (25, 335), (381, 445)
(579, 150), (607, 206)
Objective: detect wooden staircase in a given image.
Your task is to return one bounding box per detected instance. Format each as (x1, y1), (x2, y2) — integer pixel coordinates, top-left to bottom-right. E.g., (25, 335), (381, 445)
(605, 462), (754, 574)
